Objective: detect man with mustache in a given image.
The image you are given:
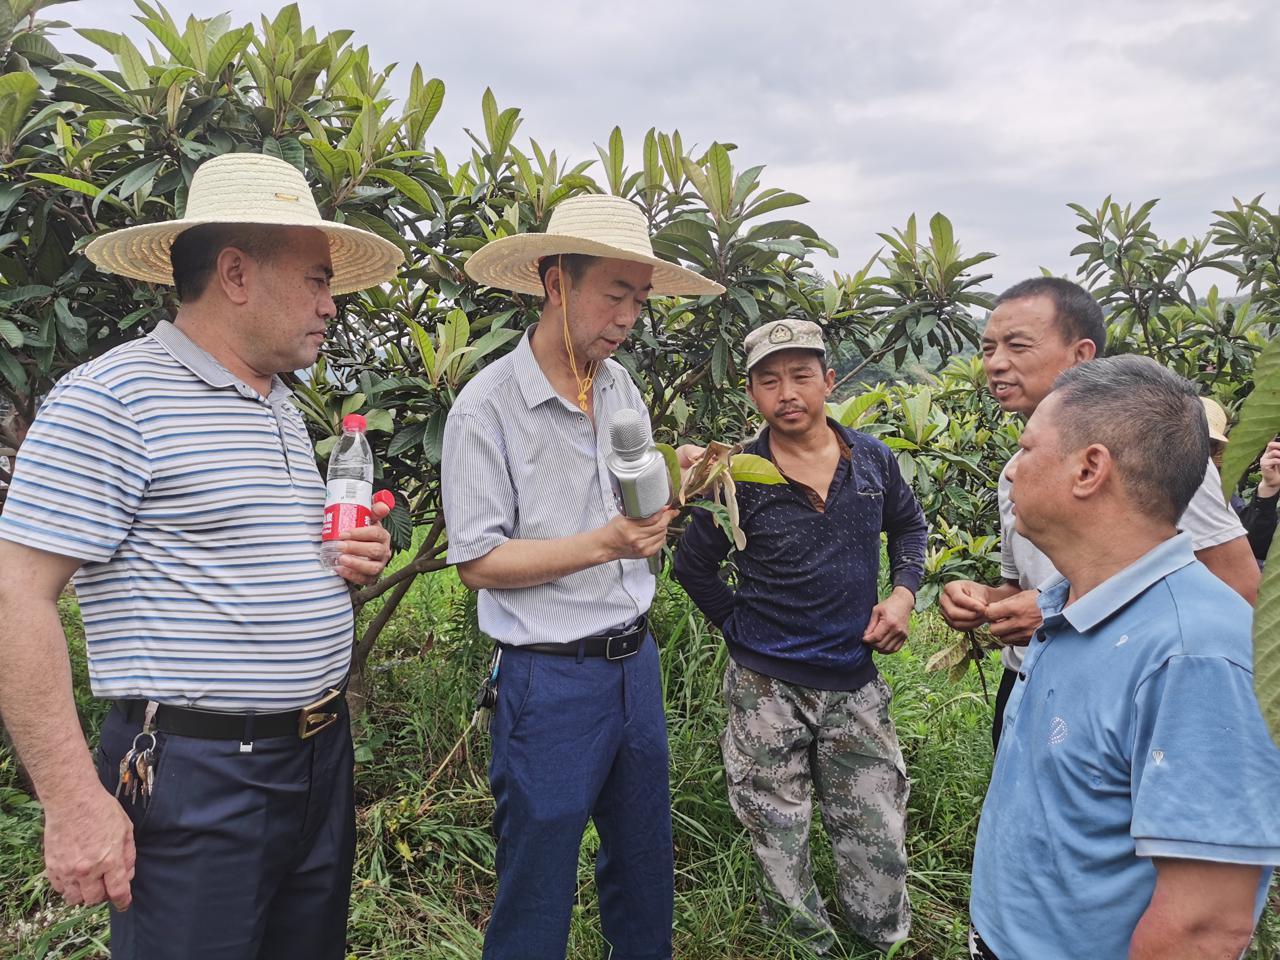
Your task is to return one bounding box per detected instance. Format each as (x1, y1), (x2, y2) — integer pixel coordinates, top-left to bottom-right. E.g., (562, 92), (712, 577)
(673, 319), (927, 954)
(941, 277), (1258, 748)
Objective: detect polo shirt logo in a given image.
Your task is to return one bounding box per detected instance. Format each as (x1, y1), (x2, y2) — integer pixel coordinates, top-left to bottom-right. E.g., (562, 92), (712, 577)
(1152, 750), (1164, 765)
(1049, 716), (1069, 745)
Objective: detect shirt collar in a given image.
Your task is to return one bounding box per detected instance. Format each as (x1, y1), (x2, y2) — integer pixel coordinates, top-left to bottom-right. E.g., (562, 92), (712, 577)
(149, 320), (292, 404)
(513, 325), (616, 410)
(1038, 532), (1198, 633)
(757, 417), (851, 460)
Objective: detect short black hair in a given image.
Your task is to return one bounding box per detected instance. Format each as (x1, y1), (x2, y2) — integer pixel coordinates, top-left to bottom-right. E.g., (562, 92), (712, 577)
(995, 277), (1107, 355)
(170, 223), (284, 302)
(1050, 356), (1207, 525)
(537, 253), (599, 301)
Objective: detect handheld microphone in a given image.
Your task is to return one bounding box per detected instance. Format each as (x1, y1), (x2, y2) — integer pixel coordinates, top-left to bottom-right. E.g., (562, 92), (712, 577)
(605, 408), (671, 576)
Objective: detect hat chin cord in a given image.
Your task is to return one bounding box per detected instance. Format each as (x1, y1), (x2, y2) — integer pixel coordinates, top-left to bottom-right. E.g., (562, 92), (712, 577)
(559, 253), (597, 413)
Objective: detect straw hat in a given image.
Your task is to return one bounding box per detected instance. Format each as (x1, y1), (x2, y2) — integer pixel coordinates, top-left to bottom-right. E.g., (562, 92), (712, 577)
(1200, 396), (1230, 444)
(85, 153), (403, 296)
(464, 194), (724, 298)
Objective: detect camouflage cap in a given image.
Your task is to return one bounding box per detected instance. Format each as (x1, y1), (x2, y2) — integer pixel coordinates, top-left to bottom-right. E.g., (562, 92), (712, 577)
(744, 318), (826, 372)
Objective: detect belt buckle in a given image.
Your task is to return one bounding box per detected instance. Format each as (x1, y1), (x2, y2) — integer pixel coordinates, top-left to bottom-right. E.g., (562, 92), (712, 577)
(297, 687), (343, 739)
(605, 630), (640, 661)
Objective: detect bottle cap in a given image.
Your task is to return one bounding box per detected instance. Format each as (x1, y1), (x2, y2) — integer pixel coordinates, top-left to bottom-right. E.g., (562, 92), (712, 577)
(373, 489), (396, 510)
(342, 413), (367, 433)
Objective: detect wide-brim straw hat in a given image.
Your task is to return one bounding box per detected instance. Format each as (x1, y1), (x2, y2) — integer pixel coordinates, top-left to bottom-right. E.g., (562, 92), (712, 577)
(464, 194), (725, 298)
(1200, 396), (1230, 444)
(85, 153), (403, 296)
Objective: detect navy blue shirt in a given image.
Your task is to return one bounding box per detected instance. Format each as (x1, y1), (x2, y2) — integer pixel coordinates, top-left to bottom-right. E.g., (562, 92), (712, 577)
(673, 420), (927, 690)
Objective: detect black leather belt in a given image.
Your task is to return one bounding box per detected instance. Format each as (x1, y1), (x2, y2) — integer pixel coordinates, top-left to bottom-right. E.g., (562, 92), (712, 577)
(115, 684), (347, 741)
(504, 615), (649, 660)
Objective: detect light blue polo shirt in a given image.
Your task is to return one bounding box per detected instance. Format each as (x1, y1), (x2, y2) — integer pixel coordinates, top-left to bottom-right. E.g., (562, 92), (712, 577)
(971, 533), (1280, 959)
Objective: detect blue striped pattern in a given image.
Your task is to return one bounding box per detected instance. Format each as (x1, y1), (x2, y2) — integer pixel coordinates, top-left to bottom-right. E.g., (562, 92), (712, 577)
(0, 322), (353, 710)
(441, 329), (654, 645)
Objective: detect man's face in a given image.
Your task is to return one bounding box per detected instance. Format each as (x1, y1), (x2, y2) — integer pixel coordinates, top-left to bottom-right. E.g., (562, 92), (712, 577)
(981, 295), (1094, 417)
(562, 258), (654, 364)
(240, 226), (336, 375)
(746, 349), (835, 437)
(1006, 394), (1074, 543)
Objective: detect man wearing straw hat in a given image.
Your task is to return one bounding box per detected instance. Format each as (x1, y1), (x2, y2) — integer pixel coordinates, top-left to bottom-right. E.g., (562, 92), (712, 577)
(443, 194), (723, 960)
(0, 153), (402, 959)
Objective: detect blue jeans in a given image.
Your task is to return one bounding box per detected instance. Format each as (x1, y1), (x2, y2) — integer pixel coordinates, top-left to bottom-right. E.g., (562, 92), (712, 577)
(484, 635), (674, 960)
(96, 701), (355, 959)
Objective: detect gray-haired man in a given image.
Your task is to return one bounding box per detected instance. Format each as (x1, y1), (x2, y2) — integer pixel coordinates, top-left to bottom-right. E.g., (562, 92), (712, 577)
(969, 356), (1280, 960)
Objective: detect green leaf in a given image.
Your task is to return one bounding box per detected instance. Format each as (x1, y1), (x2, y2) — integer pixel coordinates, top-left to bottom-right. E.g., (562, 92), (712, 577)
(0, 72), (40, 145)
(1222, 335), (1280, 499)
(422, 409), (447, 464)
(1255, 535), (1280, 747)
(340, 392), (367, 417)
(743, 190), (807, 221)
(729, 453), (785, 485)
(654, 442), (681, 505)
(0, 317), (23, 348)
(363, 408), (394, 434)
(383, 502), (413, 554)
(387, 421), (427, 457)
(0, 284), (53, 304)
(365, 168), (436, 215)
(53, 299), (87, 354)
(0, 348), (26, 391)
(705, 143), (733, 218)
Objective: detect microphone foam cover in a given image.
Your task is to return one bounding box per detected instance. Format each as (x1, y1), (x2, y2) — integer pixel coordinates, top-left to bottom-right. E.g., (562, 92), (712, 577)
(609, 408), (651, 458)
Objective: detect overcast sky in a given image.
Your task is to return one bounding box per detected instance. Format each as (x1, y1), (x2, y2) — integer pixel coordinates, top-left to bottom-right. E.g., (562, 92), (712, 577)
(55, 0), (1280, 295)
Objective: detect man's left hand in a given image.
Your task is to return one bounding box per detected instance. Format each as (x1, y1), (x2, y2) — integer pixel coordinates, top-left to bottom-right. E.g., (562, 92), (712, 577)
(676, 444), (705, 470)
(985, 588), (1042, 646)
(864, 586), (914, 654)
(335, 495), (394, 585)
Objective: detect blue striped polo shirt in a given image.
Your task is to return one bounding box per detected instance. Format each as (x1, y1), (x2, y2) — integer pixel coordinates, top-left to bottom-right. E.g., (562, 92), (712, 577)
(0, 320), (354, 711)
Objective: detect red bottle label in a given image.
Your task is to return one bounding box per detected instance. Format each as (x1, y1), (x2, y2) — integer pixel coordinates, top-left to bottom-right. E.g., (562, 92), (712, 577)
(322, 479), (373, 541)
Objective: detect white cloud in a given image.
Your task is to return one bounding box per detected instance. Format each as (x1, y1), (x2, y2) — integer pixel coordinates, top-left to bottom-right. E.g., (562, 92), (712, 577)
(53, 0), (1280, 292)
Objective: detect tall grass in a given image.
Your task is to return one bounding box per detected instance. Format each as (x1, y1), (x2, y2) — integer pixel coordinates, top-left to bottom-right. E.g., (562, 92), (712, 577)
(2, 578), (1277, 959)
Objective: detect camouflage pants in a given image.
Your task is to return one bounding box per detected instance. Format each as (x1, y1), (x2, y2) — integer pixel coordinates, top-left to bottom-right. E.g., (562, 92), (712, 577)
(720, 658), (911, 953)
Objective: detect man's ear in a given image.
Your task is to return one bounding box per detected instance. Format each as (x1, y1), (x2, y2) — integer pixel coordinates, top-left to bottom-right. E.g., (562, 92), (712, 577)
(823, 366), (836, 397)
(1071, 443), (1112, 499)
(542, 264), (567, 309)
(1073, 338), (1098, 364)
(215, 246), (251, 306)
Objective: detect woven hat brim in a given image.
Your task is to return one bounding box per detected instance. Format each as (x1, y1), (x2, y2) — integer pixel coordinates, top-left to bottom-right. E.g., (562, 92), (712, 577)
(85, 219), (404, 296)
(464, 234), (724, 298)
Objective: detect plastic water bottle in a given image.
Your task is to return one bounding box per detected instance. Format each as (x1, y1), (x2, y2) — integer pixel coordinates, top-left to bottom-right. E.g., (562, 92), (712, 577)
(320, 413), (373, 570)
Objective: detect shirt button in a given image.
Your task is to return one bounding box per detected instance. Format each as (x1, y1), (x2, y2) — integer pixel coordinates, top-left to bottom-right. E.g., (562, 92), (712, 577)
(1018, 671), (1027, 681)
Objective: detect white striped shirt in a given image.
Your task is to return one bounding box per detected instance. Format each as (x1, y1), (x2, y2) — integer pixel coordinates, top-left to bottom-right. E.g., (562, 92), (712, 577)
(0, 321), (353, 710)
(442, 328), (654, 645)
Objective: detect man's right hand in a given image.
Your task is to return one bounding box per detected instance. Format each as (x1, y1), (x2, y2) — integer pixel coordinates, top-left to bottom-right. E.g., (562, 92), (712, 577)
(939, 580), (991, 631)
(601, 508), (676, 561)
(1258, 440), (1280, 498)
(44, 785), (135, 910)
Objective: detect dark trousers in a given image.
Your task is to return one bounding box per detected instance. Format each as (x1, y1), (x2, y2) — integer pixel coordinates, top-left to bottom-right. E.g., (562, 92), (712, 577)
(484, 635), (674, 960)
(95, 700), (356, 960)
(991, 667), (1019, 752)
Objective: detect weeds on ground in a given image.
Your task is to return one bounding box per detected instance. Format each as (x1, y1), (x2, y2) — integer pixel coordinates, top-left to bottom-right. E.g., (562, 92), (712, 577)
(2, 581), (1277, 959)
